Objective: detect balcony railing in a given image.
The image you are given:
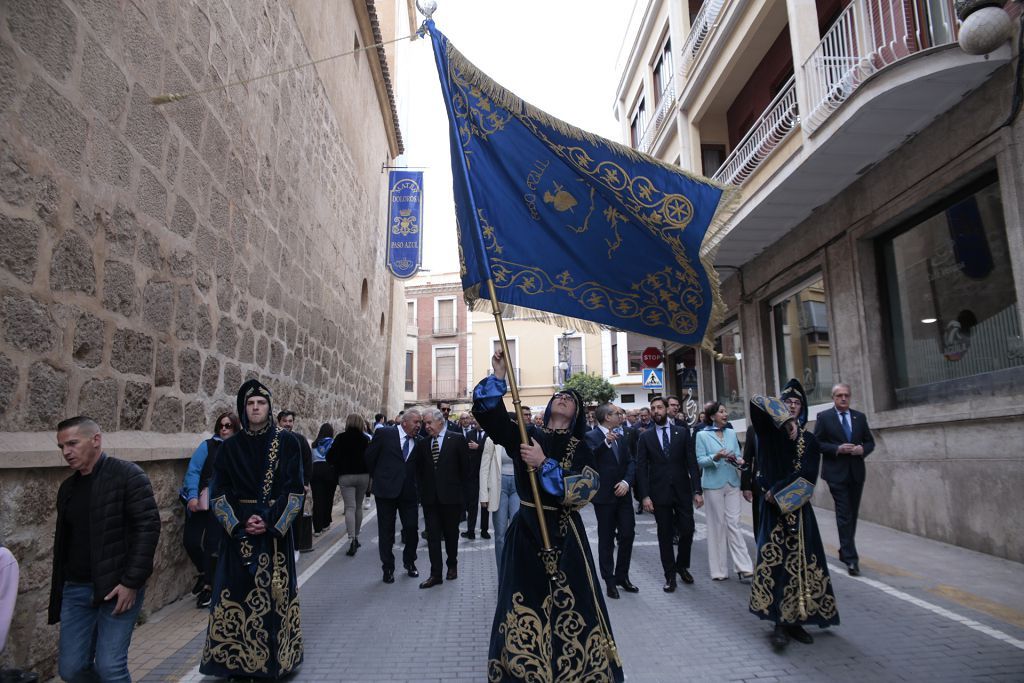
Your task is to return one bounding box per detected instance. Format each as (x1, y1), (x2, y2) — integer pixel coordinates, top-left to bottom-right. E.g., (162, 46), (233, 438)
(639, 83), (676, 154)
(433, 316), (456, 335)
(803, 0), (959, 133)
(680, 0), (725, 77)
(552, 364), (587, 385)
(429, 378), (461, 400)
(712, 76), (799, 186)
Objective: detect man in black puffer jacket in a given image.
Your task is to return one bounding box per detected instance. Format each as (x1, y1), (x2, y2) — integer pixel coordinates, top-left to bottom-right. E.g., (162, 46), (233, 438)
(48, 416), (160, 683)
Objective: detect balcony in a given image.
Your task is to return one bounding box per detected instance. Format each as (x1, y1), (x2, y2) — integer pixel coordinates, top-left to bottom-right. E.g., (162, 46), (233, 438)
(712, 76), (799, 186)
(552, 364), (587, 385)
(429, 378), (461, 400)
(639, 83), (676, 154)
(680, 0), (726, 77)
(803, 0), (959, 133)
(432, 316), (456, 336)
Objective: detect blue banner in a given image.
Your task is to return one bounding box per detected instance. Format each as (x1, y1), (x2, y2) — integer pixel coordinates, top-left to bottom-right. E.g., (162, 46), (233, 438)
(424, 21), (732, 347)
(386, 170), (424, 279)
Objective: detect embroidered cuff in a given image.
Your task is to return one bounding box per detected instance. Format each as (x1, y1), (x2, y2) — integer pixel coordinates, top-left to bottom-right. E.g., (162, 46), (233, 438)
(273, 492), (304, 537)
(212, 495), (240, 536)
(563, 466), (600, 510)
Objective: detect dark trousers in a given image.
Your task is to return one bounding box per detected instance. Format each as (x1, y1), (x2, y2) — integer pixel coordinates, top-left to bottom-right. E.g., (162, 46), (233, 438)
(310, 461), (337, 532)
(464, 484), (488, 532)
(652, 486), (695, 577)
(183, 510), (219, 586)
(594, 496), (636, 583)
(828, 478), (864, 563)
(423, 502), (461, 578)
(375, 496), (419, 571)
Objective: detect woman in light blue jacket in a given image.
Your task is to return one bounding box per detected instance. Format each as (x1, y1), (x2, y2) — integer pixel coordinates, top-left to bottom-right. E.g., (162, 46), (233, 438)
(696, 401), (754, 581)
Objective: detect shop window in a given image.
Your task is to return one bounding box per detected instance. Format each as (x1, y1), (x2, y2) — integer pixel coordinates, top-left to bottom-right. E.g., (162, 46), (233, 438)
(713, 323), (745, 421)
(771, 276), (833, 406)
(880, 173), (1021, 406)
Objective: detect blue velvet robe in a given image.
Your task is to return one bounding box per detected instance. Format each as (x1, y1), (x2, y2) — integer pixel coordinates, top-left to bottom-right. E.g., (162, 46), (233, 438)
(473, 376), (624, 683)
(200, 425), (305, 678)
(748, 397), (839, 627)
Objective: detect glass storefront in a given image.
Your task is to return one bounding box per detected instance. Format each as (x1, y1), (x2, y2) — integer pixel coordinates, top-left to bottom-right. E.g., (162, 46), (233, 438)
(713, 324), (745, 421)
(771, 277), (833, 406)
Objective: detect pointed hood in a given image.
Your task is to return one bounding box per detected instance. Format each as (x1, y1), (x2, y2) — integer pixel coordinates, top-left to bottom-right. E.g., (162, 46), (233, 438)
(543, 388), (588, 441)
(780, 378), (809, 426)
(236, 378), (274, 434)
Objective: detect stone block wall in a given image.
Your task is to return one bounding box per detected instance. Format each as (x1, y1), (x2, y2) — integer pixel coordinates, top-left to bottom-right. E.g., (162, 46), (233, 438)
(0, 0), (406, 674)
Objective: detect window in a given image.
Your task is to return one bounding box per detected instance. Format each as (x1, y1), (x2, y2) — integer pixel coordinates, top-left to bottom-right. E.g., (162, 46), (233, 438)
(653, 39), (673, 104)
(771, 276), (833, 406)
(433, 346), (458, 398)
(880, 173), (1021, 406)
(404, 351), (414, 392)
(491, 338), (520, 383)
(611, 341), (619, 376)
(555, 335), (585, 384)
(713, 323), (745, 421)
(434, 297), (456, 335)
(629, 97), (647, 148)
(406, 300), (416, 325)
(701, 145), (726, 177)
(620, 393), (636, 404)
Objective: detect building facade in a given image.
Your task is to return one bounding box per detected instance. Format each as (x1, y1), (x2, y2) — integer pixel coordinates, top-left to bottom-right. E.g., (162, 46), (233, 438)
(615, 0), (1023, 561)
(403, 271), (472, 408)
(0, 0), (411, 673)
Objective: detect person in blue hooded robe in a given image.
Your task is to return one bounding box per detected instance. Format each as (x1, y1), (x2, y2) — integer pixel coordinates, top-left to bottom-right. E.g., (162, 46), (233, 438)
(200, 379), (305, 678)
(473, 349), (624, 683)
(748, 379), (839, 651)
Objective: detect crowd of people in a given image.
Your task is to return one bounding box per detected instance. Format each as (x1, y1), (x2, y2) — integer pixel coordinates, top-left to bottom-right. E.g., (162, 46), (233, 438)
(22, 351), (875, 681)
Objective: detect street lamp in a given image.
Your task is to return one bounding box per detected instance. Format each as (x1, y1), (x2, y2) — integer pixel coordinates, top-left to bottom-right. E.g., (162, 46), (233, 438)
(558, 329), (576, 386)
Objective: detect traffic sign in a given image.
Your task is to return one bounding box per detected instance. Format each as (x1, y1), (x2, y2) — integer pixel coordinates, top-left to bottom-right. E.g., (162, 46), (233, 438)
(641, 367), (664, 389)
(642, 346), (664, 368)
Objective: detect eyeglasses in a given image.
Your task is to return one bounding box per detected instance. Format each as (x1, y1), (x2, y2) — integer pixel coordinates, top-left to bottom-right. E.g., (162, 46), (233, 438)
(552, 392), (572, 400)
(783, 399), (802, 408)
(218, 422), (233, 430)
(440, 407), (450, 413)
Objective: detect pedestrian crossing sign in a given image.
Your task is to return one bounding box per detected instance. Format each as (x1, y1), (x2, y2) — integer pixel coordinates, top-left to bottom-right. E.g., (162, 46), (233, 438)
(642, 368), (663, 389)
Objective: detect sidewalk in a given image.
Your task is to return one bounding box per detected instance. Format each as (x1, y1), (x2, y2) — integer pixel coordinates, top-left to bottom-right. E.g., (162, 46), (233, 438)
(117, 498), (1024, 681)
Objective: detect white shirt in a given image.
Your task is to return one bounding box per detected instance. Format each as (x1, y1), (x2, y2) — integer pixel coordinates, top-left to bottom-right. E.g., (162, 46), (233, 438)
(597, 424), (629, 491)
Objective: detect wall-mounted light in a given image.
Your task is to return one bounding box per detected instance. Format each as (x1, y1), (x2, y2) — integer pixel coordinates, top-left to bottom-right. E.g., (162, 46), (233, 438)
(921, 318), (938, 324)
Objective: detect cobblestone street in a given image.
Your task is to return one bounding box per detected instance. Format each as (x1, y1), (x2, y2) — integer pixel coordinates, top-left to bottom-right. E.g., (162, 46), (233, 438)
(126, 501), (1024, 682)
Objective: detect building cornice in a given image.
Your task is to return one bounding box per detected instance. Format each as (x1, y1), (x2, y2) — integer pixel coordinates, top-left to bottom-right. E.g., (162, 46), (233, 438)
(354, 0), (405, 157)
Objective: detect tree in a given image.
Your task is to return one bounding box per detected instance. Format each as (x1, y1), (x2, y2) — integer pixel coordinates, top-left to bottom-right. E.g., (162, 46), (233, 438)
(563, 372), (617, 405)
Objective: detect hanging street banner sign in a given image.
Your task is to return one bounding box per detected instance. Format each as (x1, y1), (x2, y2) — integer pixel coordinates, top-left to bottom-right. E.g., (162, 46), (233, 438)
(386, 170), (424, 279)
(642, 367), (664, 389)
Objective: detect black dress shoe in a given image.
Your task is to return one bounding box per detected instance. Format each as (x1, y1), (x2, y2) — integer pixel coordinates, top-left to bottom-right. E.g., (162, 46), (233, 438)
(460, 531), (476, 540)
(663, 576), (677, 593)
(678, 568), (694, 584)
(345, 541), (357, 557)
(787, 625), (814, 644)
(846, 562), (860, 576)
(382, 569), (395, 584)
(446, 569), (458, 580)
(616, 578), (639, 593)
(606, 584), (620, 599)
(419, 576), (443, 589)
(352, 538), (361, 549)
(480, 530), (491, 539)
(770, 624), (790, 650)
(405, 564), (419, 578)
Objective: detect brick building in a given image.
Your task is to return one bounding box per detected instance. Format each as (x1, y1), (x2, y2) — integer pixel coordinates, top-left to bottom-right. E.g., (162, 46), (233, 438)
(402, 271), (471, 408)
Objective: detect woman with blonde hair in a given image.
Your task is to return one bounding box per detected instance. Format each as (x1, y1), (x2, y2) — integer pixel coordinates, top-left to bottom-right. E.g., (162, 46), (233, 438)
(326, 413), (372, 555)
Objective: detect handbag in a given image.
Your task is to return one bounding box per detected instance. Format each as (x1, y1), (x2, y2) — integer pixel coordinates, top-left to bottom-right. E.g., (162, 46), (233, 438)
(774, 477), (814, 513)
(197, 487), (210, 511)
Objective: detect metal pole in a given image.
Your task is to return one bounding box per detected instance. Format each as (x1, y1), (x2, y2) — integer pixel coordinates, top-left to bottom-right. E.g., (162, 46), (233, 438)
(485, 279), (553, 553)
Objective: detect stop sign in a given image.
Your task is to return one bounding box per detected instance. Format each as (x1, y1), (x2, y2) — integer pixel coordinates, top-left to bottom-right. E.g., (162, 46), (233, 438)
(641, 346), (663, 368)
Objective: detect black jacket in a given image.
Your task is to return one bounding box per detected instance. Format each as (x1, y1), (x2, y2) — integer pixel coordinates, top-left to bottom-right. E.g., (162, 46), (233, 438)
(365, 426), (419, 501)
(814, 407), (875, 484)
(48, 454), (160, 624)
(326, 430), (370, 476)
(635, 423), (702, 504)
(585, 428), (636, 505)
(414, 430), (470, 506)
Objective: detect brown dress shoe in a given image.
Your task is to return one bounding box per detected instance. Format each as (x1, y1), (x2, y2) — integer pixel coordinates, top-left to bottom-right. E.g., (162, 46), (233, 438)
(446, 569), (458, 580)
(419, 576), (443, 589)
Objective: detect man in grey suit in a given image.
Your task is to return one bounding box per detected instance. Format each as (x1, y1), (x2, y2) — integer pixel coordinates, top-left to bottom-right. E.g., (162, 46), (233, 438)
(813, 383), (875, 576)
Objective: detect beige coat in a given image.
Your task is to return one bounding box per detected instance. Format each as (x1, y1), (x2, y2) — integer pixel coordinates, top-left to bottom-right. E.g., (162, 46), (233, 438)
(478, 437), (502, 508)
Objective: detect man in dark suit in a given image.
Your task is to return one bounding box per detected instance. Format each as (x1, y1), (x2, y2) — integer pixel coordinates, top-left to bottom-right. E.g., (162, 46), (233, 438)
(585, 403), (638, 599)
(415, 408), (470, 588)
(365, 409), (422, 584)
(814, 382), (875, 576)
(636, 396), (704, 592)
(457, 412), (490, 540)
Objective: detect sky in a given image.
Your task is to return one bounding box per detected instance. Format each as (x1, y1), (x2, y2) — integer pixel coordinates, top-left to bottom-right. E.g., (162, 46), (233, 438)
(393, 0), (640, 277)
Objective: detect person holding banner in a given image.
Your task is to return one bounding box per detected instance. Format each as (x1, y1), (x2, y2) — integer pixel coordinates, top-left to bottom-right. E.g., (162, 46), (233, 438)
(473, 350), (623, 683)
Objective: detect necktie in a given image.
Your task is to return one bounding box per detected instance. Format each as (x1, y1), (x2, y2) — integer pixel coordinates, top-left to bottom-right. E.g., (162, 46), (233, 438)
(431, 437), (440, 466)
(661, 426), (670, 455)
(611, 436), (620, 463)
(840, 412), (852, 441)
(402, 435), (411, 461)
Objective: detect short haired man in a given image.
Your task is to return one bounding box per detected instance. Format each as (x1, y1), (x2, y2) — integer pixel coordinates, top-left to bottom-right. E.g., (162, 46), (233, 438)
(585, 403), (638, 599)
(665, 395), (682, 426)
(458, 412), (490, 540)
(415, 409), (470, 587)
(50, 416), (160, 683)
(366, 410), (423, 583)
(814, 383), (875, 576)
(636, 397), (703, 591)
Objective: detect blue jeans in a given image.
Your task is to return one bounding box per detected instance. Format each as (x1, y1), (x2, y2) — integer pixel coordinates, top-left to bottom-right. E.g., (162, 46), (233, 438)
(58, 582), (145, 683)
(493, 474), (520, 569)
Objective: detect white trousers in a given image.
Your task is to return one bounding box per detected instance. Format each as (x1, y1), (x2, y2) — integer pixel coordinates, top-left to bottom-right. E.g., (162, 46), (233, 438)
(704, 484), (753, 579)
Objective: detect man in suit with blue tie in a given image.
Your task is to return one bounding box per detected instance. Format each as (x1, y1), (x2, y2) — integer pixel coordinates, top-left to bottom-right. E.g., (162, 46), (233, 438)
(636, 397), (704, 592)
(814, 382), (875, 576)
(585, 403), (638, 600)
(366, 409), (422, 584)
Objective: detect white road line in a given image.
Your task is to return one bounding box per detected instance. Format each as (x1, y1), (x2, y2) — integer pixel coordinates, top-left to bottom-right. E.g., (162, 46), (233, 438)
(693, 509), (1024, 651)
(177, 510), (376, 682)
